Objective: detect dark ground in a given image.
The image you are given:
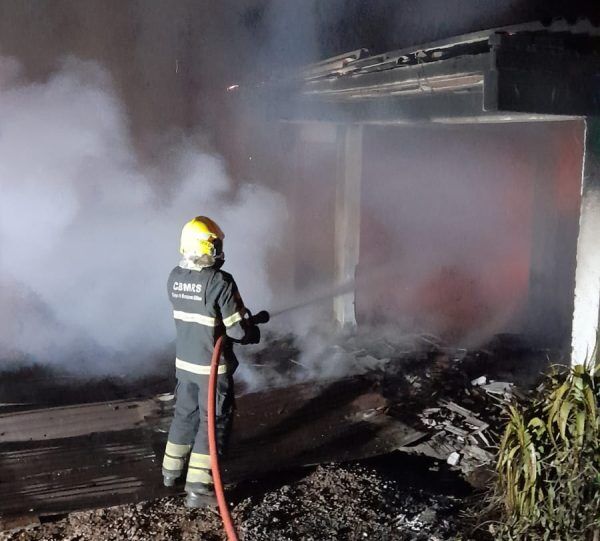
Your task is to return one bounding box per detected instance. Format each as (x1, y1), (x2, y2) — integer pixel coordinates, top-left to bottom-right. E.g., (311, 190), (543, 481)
(1, 330), (547, 540)
(0, 454), (481, 541)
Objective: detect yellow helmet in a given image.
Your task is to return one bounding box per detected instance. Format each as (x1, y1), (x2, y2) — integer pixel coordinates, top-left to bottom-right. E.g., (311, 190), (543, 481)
(179, 216), (225, 258)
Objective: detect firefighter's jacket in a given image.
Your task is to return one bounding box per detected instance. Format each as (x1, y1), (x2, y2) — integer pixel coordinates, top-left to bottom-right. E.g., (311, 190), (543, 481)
(167, 265), (245, 379)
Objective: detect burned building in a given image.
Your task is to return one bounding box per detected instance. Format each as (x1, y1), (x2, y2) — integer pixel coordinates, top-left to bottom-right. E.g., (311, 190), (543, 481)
(2, 13), (600, 535)
(238, 20), (600, 362)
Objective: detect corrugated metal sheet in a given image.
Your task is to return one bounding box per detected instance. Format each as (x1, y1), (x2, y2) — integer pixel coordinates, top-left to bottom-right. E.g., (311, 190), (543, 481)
(0, 399), (160, 443)
(0, 375), (423, 522)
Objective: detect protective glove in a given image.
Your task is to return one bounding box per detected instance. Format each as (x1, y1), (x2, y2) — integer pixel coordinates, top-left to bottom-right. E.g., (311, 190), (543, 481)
(242, 324), (261, 345)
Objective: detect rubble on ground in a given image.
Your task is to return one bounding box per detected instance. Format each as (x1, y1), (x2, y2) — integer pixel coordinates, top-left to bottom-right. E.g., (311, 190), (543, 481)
(0, 328), (551, 538)
(0, 457), (471, 541)
(234, 461), (466, 541)
(401, 383), (510, 484)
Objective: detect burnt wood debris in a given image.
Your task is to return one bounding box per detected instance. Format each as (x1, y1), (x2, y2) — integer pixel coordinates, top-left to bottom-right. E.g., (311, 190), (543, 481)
(0, 332), (535, 530)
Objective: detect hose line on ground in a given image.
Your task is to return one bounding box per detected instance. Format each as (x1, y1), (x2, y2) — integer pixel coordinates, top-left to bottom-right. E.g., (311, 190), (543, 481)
(208, 335), (240, 541)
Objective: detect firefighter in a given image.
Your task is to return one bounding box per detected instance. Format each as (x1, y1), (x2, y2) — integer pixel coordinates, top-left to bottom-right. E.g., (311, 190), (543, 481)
(162, 216), (260, 508)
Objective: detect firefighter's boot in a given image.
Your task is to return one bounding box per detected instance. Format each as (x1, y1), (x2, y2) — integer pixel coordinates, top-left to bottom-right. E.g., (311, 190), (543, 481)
(163, 474), (177, 487)
(162, 441), (191, 488)
(185, 484), (216, 508)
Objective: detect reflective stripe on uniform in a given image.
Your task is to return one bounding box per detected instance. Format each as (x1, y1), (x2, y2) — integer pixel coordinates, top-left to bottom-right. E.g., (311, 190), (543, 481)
(189, 452), (211, 469)
(176, 358), (227, 375)
(173, 310), (216, 327)
(165, 441), (192, 457)
(222, 311), (243, 327)
(162, 441), (191, 472)
(163, 454), (185, 472)
(186, 467), (214, 485)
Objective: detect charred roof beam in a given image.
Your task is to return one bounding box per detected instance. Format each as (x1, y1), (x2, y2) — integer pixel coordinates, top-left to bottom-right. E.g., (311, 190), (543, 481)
(270, 22), (600, 124)
(485, 31), (600, 117)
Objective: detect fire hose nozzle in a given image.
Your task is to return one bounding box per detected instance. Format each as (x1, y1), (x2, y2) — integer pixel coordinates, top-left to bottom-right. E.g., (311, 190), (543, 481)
(240, 310), (269, 345)
(250, 310), (270, 325)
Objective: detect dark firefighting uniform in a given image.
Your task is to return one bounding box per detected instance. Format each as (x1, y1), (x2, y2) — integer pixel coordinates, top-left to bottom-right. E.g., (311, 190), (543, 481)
(162, 264), (246, 491)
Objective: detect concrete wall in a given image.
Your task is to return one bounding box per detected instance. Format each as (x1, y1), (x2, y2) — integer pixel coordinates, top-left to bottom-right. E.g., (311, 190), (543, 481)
(572, 118), (600, 364)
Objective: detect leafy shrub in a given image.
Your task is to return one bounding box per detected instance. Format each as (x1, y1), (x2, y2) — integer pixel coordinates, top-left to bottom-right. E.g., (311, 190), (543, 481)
(490, 363), (600, 540)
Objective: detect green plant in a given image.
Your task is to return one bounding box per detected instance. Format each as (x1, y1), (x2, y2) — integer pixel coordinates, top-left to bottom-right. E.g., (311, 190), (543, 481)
(490, 363), (600, 541)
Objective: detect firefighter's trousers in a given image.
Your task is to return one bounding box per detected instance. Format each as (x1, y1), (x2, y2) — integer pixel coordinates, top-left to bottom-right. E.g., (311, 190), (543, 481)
(162, 374), (234, 491)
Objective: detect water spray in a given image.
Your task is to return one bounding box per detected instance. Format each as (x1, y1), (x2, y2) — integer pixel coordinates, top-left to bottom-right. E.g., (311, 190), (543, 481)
(268, 278), (357, 318)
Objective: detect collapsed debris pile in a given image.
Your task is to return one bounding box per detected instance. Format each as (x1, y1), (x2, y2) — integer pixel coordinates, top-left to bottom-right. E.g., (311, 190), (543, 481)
(0, 327), (550, 537)
(235, 327), (527, 487)
(0, 498), (223, 541)
(326, 329), (528, 484)
(0, 457), (471, 541)
(395, 373), (520, 485)
(233, 460), (467, 541)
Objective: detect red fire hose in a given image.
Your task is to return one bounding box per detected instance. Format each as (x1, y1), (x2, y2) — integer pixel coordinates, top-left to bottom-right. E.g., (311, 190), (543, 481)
(207, 335), (240, 541)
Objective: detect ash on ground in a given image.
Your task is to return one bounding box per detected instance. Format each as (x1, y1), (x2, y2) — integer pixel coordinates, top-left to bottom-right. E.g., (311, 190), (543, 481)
(2, 455), (474, 541)
(234, 458), (468, 541)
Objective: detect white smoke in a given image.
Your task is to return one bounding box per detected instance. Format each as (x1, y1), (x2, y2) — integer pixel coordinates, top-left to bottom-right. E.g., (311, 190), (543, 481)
(0, 56), (286, 375)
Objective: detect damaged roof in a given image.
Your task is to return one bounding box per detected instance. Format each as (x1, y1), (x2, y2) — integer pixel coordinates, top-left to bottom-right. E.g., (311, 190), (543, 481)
(265, 20), (600, 123)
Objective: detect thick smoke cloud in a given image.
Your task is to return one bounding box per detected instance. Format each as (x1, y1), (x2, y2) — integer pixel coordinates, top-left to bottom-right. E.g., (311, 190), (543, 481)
(0, 2), (590, 385)
(0, 56), (286, 375)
